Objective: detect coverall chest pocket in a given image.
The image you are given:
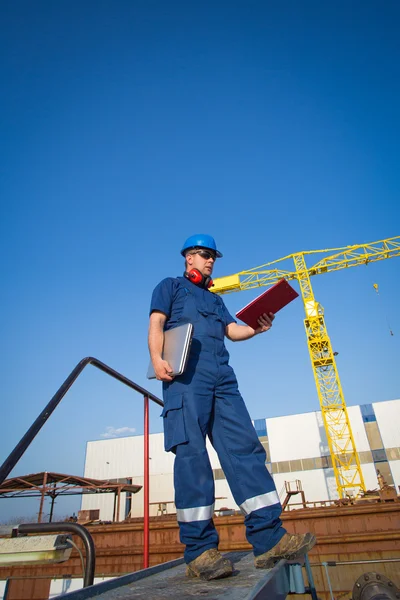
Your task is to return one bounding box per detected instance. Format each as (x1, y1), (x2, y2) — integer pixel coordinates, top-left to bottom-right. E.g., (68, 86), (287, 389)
(197, 304), (225, 339)
(161, 393), (188, 453)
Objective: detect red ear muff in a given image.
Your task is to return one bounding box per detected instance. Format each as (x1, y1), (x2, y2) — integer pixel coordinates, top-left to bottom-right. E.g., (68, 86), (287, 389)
(187, 269), (203, 285)
(185, 269), (214, 289)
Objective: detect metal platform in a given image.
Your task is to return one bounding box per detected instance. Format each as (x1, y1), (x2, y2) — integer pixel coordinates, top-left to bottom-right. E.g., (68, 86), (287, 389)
(56, 551), (314, 600)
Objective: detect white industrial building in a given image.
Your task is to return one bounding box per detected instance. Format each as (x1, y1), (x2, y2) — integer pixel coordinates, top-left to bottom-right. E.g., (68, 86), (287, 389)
(81, 399), (400, 521)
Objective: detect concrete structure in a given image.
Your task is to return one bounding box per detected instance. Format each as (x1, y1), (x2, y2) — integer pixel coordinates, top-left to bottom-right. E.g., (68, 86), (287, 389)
(81, 399), (400, 520)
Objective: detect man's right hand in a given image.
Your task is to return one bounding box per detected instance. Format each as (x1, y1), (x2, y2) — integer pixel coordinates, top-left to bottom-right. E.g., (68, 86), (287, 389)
(148, 312), (173, 381)
(153, 359), (174, 381)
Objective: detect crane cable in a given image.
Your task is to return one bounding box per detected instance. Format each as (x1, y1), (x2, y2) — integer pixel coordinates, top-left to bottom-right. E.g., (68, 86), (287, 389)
(373, 283), (394, 336)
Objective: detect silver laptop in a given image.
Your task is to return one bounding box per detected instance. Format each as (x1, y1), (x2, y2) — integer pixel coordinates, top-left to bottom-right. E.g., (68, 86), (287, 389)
(147, 323), (193, 379)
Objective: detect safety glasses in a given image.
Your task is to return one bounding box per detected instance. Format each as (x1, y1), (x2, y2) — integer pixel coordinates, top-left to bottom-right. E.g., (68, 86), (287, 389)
(192, 250), (217, 261)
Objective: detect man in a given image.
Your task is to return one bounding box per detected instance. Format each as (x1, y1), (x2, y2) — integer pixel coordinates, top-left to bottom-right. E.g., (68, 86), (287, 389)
(148, 234), (316, 580)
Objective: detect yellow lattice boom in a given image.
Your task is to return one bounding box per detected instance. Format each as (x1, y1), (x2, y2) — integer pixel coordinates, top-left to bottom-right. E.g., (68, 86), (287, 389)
(213, 236), (400, 498)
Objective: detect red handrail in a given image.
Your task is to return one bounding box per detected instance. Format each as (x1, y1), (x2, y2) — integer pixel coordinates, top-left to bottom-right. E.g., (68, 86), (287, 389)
(143, 395), (150, 567)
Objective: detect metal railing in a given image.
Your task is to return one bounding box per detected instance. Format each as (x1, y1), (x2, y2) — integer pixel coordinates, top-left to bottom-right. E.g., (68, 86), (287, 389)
(0, 356), (163, 570)
(18, 523), (95, 587)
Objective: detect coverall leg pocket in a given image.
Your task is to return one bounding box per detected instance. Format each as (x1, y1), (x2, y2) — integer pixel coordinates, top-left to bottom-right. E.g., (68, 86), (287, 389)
(161, 393), (188, 452)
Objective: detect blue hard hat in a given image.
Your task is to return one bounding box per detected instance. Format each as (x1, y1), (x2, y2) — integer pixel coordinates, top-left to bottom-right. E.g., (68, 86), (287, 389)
(180, 234), (223, 257)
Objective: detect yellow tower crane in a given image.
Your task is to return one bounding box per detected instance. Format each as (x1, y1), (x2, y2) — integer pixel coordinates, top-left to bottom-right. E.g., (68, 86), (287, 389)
(212, 236), (400, 499)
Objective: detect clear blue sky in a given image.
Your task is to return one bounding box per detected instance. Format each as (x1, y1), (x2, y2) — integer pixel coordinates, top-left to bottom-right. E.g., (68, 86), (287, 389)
(1, 1), (399, 521)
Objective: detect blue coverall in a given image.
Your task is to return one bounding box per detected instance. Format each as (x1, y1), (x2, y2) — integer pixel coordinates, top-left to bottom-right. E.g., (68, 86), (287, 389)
(150, 276), (285, 564)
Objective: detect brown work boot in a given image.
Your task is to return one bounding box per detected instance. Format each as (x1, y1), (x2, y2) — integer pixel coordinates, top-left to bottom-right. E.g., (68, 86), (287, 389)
(186, 548), (233, 581)
(254, 532), (316, 569)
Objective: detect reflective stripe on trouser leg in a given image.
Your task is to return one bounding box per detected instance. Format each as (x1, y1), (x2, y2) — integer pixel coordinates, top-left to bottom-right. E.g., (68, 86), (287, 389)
(176, 503), (214, 522)
(240, 490), (280, 515)
(209, 365), (286, 556)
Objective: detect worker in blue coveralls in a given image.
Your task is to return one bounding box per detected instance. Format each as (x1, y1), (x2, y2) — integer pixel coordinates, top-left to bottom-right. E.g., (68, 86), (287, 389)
(148, 234), (316, 580)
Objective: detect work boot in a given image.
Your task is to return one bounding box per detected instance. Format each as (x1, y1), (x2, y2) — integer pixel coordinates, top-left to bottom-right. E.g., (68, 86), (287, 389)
(254, 532), (316, 569)
(186, 548), (233, 581)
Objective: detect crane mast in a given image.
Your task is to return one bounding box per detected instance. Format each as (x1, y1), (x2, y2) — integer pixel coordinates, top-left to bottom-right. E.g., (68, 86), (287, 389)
(293, 252), (365, 497)
(213, 236), (400, 498)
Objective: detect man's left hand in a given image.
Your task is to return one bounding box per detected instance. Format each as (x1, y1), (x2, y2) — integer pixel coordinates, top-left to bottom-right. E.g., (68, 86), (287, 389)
(254, 312), (275, 334)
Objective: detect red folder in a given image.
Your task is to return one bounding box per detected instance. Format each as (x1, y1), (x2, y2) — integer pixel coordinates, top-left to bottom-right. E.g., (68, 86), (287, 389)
(235, 279), (299, 329)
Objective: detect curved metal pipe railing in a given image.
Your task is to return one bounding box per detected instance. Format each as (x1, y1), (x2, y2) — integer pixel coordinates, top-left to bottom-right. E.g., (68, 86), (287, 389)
(17, 522), (96, 587)
(0, 356), (163, 569)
